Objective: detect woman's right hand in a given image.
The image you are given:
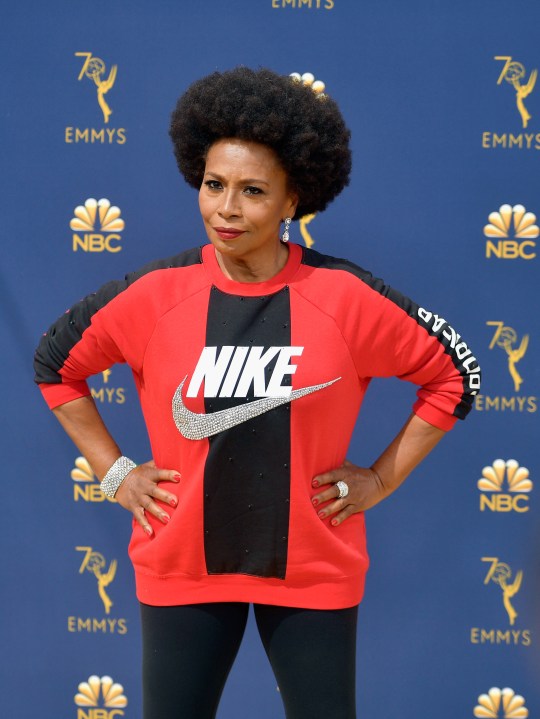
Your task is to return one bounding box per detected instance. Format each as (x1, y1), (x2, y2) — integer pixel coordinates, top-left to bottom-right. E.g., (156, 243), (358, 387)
(115, 460), (181, 536)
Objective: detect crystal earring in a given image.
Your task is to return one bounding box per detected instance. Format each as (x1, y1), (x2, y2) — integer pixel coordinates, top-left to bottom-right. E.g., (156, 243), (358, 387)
(282, 217), (291, 243)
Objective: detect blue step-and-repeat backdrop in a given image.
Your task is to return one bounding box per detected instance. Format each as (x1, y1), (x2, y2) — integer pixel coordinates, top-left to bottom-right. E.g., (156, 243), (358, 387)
(2, 1), (539, 717)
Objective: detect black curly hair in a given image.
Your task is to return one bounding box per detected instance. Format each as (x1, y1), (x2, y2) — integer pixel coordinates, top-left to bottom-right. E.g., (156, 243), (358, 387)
(169, 67), (351, 218)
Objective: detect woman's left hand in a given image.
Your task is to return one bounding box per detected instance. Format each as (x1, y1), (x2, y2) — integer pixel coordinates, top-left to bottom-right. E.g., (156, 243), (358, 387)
(311, 460), (387, 526)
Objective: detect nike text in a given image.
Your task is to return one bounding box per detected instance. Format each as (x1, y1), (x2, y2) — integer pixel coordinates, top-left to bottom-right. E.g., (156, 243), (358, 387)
(187, 346), (304, 398)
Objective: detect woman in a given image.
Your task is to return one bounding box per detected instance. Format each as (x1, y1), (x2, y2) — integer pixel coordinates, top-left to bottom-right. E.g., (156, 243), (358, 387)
(34, 67), (480, 719)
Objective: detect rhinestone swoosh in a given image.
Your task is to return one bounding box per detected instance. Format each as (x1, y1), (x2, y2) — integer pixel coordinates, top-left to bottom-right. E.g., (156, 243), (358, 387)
(172, 376), (341, 441)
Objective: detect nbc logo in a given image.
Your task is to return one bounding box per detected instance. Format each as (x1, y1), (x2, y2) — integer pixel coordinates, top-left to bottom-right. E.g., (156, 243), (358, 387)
(70, 198), (125, 253)
(75, 675), (127, 718)
(474, 687), (528, 717)
(478, 459), (532, 512)
(72, 457), (115, 503)
(484, 204), (538, 259)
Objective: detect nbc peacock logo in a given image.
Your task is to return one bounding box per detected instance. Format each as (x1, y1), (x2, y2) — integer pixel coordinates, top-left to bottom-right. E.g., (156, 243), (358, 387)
(75, 675), (127, 718)
(478, 459), (532, 512)
(484, 204), (538, 259)
(71, 456), (116, 503)
(70, 198), (125, 253)
(474, 687), (528, 718)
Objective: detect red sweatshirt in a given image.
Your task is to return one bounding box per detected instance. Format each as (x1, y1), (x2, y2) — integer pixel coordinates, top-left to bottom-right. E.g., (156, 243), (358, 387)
(34, 243), (480, 608)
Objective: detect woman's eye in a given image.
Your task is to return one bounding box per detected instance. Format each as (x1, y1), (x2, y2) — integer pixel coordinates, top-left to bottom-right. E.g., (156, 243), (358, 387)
(204, 180), (222, 190)
(244, 186), (262, 195)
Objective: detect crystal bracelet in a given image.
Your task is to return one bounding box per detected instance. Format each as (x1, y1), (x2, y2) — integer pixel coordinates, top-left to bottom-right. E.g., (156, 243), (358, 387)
(100, 456), (137, 498)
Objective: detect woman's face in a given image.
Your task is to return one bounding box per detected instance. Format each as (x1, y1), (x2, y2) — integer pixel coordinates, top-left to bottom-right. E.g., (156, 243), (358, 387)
(199, 138), (297, 263)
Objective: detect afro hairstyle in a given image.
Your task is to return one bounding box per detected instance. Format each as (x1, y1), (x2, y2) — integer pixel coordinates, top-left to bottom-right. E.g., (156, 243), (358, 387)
(169, 67), (351, 218)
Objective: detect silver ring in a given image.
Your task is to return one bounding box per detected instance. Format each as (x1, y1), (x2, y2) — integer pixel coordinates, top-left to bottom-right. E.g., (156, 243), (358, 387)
(336, 480), (349, 499)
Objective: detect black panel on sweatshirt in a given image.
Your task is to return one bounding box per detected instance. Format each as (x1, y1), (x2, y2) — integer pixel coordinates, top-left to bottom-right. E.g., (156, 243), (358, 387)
(33, 247), (202, 384)
(302, 247), (476, 419)
(203, 286), (291, 579)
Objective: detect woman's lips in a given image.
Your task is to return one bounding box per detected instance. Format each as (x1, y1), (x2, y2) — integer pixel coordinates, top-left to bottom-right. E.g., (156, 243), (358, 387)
(213, 227), (245, 240)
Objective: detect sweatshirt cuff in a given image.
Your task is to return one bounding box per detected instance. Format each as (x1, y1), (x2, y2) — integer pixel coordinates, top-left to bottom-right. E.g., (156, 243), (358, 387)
(412, 398), (458, 431)
(39, 380), (91, 409)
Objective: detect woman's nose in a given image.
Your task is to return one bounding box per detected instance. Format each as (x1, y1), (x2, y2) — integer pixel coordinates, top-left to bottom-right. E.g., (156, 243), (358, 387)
(218, 189), (241, 217)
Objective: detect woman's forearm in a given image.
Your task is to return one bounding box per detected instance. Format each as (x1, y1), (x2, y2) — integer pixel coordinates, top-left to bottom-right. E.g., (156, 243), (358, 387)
(52, 394), (179, 533)
(52, 395), (122, 480)
(311, 412), (447, 524)
(371, 412), (446, 497)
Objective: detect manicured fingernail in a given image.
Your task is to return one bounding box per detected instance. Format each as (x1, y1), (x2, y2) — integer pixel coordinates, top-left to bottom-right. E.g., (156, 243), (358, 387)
(331, 519), (339, 526)
(318, 511), (325, 519)
(169, 498), (177, 507)
(312, 480), (319, 487)
(161, 514), (170, 523)
(312, 498), (319, 506)
(173, 474), (181, 481)
(144, 525), (153, 536)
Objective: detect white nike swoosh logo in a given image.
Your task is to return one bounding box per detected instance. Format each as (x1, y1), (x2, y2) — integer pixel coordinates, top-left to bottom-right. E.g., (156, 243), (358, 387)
(172, 376), (341, 440)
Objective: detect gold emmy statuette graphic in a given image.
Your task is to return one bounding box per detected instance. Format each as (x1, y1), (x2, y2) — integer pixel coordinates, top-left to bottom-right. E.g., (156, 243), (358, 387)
(75, 675), (128, 709)
(299, 213), (317, 248)
(495, 56), (537, 129)
(478, 459), (532, 493)
(288, 72), (326, 250)
(482, 557), (523, 626)
(76, 546), (117, 615)
(487, 321), (529, 392)
(76, 52), (117, 124)
(474, 686), (529, 718)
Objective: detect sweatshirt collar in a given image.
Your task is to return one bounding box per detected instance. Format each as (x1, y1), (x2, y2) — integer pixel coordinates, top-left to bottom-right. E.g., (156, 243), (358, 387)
(202, 242), (302, 296)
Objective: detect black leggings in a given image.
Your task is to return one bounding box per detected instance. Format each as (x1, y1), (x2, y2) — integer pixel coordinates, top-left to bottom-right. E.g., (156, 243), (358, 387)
(140, 602), (358, 719)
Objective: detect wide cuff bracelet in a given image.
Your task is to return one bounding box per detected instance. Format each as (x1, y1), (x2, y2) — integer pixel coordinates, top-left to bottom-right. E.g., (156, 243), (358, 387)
(100, 456), (137, 498)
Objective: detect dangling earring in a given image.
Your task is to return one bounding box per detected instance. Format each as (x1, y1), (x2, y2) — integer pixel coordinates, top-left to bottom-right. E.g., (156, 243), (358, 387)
(282, 217), (291, 243)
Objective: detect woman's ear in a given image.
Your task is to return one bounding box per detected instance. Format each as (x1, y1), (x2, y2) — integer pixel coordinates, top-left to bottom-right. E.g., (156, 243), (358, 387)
(287, 192), (299, 220)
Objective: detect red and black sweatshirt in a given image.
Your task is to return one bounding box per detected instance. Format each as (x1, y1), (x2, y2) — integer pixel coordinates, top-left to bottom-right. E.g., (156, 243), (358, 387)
(34, 243), (480, 608)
